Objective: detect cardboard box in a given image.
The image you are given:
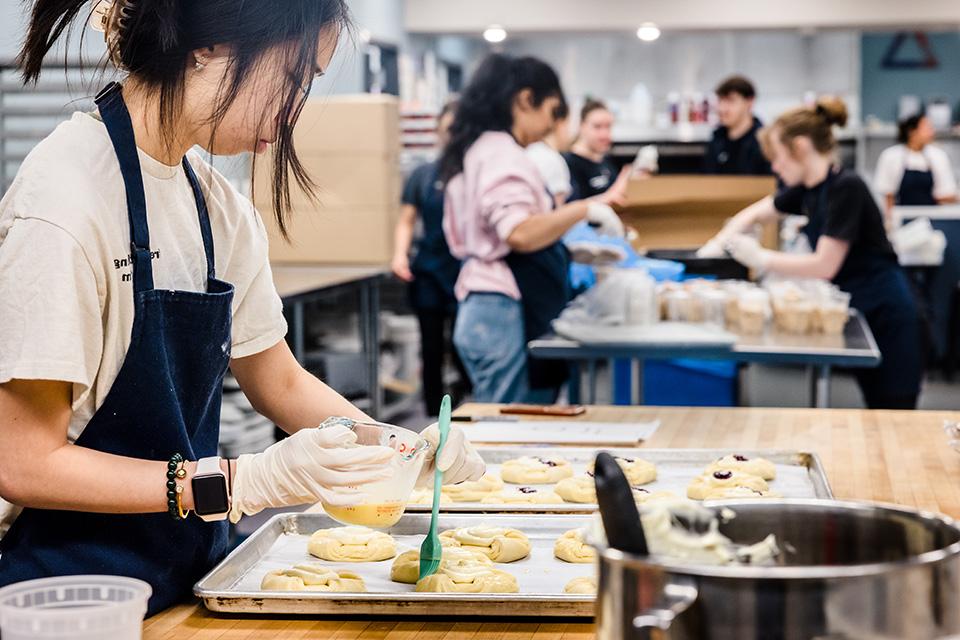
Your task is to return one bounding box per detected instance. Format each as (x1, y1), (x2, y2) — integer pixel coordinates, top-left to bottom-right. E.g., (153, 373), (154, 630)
(617, 175), (778, 251)
(264, 205), (398, 265)
(291, 94), (400, 155)
(253, 152), (401, 211)
(252, 94), (402, 265)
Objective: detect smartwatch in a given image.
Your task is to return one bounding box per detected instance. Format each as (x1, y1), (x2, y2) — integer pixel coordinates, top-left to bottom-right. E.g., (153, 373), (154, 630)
(192, 456), (229, 522)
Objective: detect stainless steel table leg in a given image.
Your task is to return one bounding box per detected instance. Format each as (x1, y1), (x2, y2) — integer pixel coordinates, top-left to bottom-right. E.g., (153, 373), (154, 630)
(291, 301), (305, 364)
(814, 364), (831, 408)
(587, 359), (598, 405)
(360, 281), (382, 419)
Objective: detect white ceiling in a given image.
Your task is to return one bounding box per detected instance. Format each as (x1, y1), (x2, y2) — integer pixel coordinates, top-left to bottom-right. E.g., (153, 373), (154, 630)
(405, 0), (960, 33)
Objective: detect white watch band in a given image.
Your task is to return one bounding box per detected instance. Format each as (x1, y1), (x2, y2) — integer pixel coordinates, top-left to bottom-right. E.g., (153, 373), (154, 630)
(196, 456), (222, 477)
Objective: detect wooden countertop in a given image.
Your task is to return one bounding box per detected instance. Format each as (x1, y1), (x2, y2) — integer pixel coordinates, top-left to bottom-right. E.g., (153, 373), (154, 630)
(145, 405), (960, 639)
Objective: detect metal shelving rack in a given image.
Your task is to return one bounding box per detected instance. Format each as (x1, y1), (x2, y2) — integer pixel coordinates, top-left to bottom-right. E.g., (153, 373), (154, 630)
(0, 61), (105, 193)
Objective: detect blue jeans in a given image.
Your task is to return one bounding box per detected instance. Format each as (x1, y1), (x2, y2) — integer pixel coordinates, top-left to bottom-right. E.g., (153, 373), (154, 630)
(453, 293), (555, 404)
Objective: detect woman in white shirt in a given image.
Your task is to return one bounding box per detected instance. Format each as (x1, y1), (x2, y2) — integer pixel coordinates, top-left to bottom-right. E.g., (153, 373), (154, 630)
(0, 0), (482, 615)
(526, 101), (573, 207)
(875, 114), (958, 226)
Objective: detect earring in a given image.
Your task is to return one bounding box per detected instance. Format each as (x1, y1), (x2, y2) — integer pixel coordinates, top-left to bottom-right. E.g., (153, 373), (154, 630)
(195, 55), (207, 72)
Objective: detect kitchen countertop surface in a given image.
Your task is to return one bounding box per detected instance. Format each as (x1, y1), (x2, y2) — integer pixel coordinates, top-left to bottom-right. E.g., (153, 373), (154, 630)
(145, 404), (959, 639)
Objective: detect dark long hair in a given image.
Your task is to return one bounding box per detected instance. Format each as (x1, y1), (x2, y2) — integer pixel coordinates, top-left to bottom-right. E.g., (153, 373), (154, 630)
(18, 0), (351, 238)
(897, 114), (925, 145)
(439, 54), (564, 182)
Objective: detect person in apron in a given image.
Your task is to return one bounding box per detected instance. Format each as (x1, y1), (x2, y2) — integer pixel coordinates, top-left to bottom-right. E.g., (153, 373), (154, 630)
(703, 97), (923, 409)
(392, 101), (471, 416)
(439, 53), (624, 404)
(0, 1), (484, 616)
(875, 114), (958, 228)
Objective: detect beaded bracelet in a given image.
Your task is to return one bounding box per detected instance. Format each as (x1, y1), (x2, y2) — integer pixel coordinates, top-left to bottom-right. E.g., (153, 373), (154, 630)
(166, 453), (190, 520)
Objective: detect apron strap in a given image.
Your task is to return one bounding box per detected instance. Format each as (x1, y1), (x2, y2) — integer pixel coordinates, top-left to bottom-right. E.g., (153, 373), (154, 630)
(95, 82), (154, 293)
(181, 158), (217, 281)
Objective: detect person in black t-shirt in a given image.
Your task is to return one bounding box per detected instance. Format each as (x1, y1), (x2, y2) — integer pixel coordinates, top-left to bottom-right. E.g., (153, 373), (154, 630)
(702, 97), (922, 410)
(704, 75), (771, 176)
(563, 99), (630, 204)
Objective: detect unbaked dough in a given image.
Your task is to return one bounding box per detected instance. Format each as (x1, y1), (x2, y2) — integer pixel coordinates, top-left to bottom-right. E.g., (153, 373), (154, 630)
(261, 564), (366, 592)
(588, 456), (657, 486)
(563, 576), (597, 594)
(554, 529), (596, 563)
(687, 470), (769, 500)
(701, 485), (782, 500)
(307, 526), (397, 562)
(415, 558), (519, 593)
(440, 474), (504, 502)
(500, 456), (574, 484)
(409, 488), (451, 505)
(390, 545), (492, 584)
(439, 526), (531, 563)
(480, 486), (564, 504)
(554, 475), (596, 504)
(633, 487), (678, 505)
(706, 454), (776, 480)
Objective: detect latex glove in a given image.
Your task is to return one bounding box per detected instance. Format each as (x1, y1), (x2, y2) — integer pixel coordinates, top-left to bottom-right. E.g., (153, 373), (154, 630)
(586, 202), (626, 238)
(724, 234), (772, 273)
(229, 424), (395, 523)
(416, 423), (486, 488)
(696, 237), (726, 258)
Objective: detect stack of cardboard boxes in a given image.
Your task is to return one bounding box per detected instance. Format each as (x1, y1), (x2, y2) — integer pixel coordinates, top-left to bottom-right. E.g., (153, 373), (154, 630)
(253, 94), (401, 265)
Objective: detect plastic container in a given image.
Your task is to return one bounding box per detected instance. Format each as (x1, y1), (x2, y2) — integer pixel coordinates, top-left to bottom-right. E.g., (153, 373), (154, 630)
(316, 417), (429, 529)
(0, 576), (151, 640)
(737, 289), (770, 335)
(816, 291), (851, 336)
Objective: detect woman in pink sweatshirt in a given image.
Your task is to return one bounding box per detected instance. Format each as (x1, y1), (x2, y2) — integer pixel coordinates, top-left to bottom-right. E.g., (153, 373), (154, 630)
(440, 54), (623, 403)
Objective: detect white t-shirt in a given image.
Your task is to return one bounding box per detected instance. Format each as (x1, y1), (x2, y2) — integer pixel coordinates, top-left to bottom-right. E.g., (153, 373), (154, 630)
(874, 143), (958, 200)
(0, 112), (288, 535)
(526, 141), (571, 202)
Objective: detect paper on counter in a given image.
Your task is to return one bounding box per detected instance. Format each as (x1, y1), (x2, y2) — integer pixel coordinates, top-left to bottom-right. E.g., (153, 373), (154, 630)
(464, 420), (660, 445)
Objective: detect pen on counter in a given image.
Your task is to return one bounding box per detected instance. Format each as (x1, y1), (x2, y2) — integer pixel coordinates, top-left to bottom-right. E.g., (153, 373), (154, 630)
(451, 415), (520, 422)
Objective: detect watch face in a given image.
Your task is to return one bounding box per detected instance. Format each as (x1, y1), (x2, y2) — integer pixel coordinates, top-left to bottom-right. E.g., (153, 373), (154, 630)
(192, 474), (229, 516)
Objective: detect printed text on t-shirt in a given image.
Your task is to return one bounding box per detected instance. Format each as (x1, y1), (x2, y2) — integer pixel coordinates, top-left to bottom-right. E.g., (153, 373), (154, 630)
(113, 249), (160, 282)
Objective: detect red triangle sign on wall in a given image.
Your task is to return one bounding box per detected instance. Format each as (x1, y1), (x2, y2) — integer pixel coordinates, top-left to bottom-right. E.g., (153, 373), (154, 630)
(881, 31), (939, 69)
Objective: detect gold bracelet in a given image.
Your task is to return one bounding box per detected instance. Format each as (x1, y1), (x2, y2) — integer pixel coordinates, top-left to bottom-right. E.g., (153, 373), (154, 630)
(175, 460), (191, 520)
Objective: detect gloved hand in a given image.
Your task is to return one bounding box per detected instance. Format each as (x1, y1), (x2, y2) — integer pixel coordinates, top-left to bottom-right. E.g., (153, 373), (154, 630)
(416, 423), (486, 488)
(229, 424), (395, 523)
(696, 237), (726, 258)
(724, 234), (772, 273)
(586, 202), (625, 238)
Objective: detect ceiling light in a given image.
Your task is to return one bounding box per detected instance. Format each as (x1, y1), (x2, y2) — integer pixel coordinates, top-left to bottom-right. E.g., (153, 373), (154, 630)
(483, 25), (507, 44)
(636, 23), (661, 42)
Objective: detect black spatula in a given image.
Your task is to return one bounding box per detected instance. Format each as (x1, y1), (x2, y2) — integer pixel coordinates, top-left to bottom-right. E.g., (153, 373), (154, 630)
(593, 451), (648, 555)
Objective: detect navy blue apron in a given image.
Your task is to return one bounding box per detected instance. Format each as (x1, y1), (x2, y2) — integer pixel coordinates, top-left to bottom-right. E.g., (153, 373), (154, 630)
(803, 168), (922, 408)
(408, 162), (460, 312)
(504, 186), (571, 393)
(0, 82), (233, 616)
(896, 162), (937, 206)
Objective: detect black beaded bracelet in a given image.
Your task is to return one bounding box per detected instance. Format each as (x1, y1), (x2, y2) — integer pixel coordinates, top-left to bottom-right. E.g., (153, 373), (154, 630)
(166, 453), (188, 520)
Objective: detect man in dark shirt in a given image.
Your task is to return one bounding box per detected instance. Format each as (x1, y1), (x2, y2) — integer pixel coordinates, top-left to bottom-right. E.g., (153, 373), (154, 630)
(704, 75), (771, 176)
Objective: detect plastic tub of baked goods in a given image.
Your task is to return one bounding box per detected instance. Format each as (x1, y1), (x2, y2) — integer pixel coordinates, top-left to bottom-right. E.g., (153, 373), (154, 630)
(815, 291), (850, 335)
(0, 576), (151, 640)
(316, 417), (430, 529)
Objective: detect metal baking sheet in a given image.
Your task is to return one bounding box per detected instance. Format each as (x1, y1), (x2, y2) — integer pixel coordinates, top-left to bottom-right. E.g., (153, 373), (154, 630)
(195, 512), (595, 617)
(405, 447), (833, 514)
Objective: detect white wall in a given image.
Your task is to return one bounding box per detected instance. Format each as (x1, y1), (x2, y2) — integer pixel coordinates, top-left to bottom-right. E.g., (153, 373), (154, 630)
(417, 30), (861, 127)
(406, 0), (960, 33)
